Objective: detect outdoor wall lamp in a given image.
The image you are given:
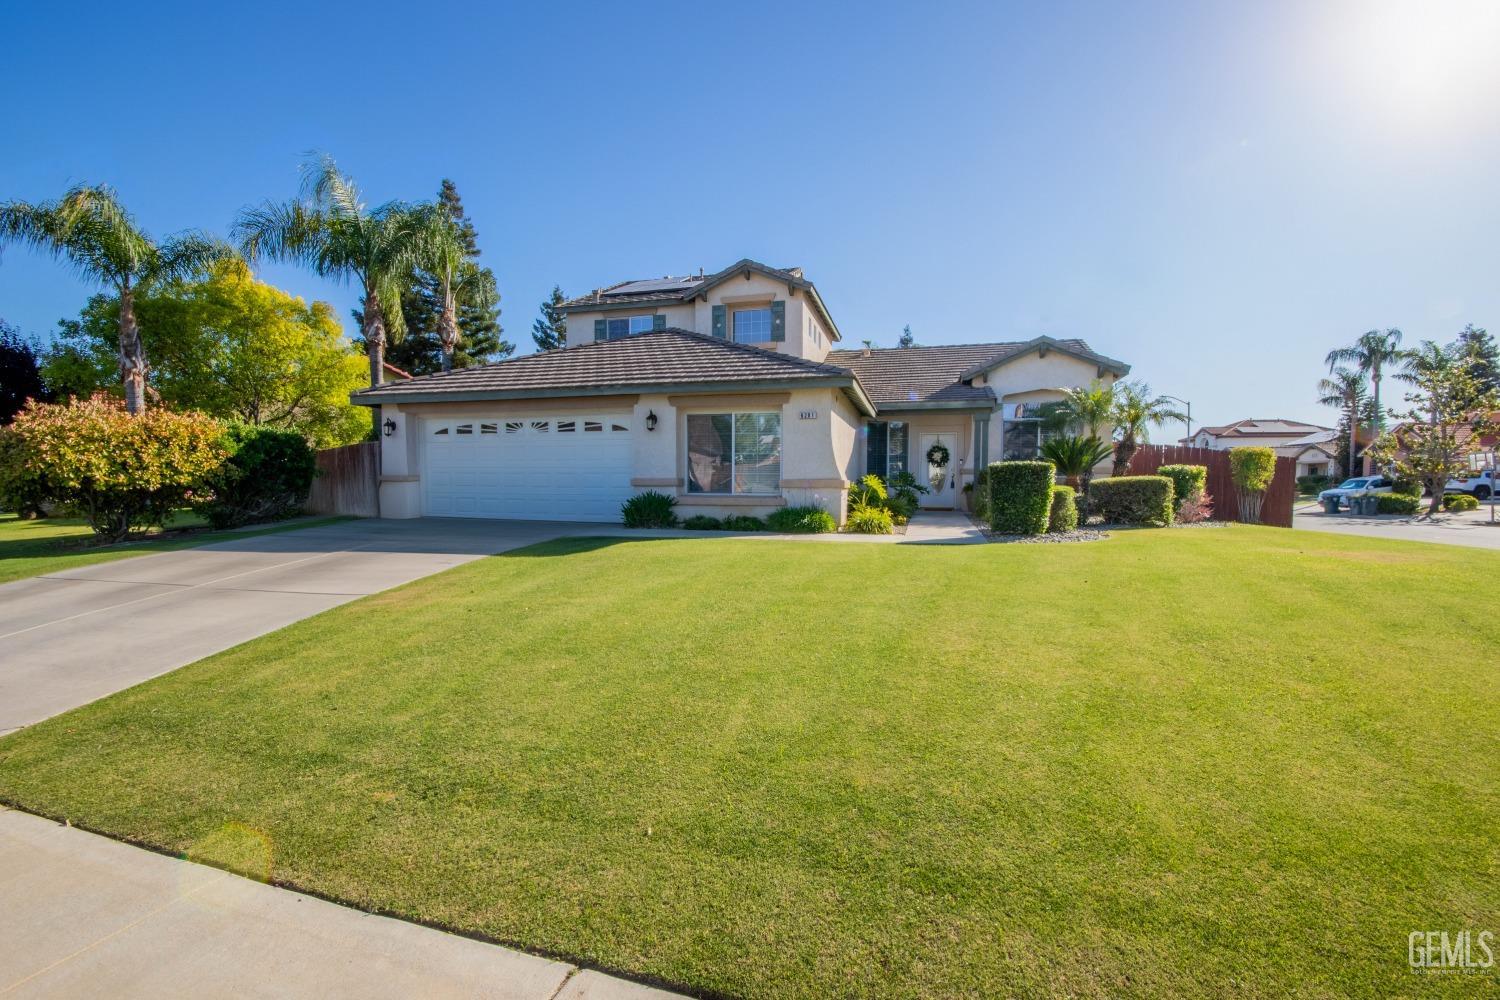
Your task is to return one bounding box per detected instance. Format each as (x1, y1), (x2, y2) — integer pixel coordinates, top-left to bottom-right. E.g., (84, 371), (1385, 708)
(646, 410), (658, 431)
(382, 417), (397, 437)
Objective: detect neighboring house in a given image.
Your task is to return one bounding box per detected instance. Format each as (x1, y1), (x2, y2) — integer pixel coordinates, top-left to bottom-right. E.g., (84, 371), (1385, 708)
(1183, 419), (1341, 479)
(353, 259), (1130, 524)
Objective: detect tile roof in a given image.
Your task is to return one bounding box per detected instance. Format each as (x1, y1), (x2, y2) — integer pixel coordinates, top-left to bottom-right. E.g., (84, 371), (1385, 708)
(352, 329), (856, 404)
(1197, 418), (1332, 437)
(826, 337), (1123, 409)
(558, 260), (805, 311)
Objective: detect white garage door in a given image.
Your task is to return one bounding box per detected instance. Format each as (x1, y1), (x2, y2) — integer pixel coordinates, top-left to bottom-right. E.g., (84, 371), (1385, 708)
(421, 414), (634, 521)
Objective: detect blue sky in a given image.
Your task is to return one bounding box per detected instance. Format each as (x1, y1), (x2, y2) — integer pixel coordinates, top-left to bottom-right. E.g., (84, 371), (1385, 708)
(4, 0), (1497, 433)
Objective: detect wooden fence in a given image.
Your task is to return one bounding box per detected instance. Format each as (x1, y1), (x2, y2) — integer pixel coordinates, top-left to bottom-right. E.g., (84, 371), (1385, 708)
(306, 441), (380, 518)
(1126, 444), (1297, 528)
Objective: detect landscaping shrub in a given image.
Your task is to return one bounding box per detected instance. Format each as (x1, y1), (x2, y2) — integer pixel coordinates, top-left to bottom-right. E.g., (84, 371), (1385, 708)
(195, 424), (317, 529)
(722, 514), (767, 531)
(0, 394), (225, 541)
(621, 490), (677, 528)
(681, 514), (723, 530)
(1047, 485), (1078, 533)
(1376, 493), (1420, 515)
(1229, 447), (1276, 524)
(844, 505), (893, 534)
(1297, 473), (1333, 496)
(1391, 476), (1422, 498)
(1157, 464), (1207, 512)
(969, 466), (991, 522)
(766, 505), (836, 534)
(847, 474), (887, 509)
(987, 461), (1055, 535)
(1443, 493), (1480, 512)
(1089, 475), (1175, 526)
(1176, 492), (1215, 523)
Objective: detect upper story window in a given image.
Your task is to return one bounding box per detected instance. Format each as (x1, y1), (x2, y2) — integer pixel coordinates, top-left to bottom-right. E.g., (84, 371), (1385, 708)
(607, 315), (657, 339)
(733, 307), (773, 344)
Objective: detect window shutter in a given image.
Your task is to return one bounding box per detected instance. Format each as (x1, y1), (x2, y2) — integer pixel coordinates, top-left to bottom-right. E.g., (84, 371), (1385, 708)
(652, 314), (666, 331)
(770, 300), (786, 341)
(594, 319), (607, 342)
(865, 422), (888, 479)
(711, 305), (727, 339)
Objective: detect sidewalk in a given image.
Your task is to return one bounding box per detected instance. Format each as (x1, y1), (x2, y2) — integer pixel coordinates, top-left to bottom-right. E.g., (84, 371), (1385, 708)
(1293, 502), (1500, 550)
(0, 807), (683, 999)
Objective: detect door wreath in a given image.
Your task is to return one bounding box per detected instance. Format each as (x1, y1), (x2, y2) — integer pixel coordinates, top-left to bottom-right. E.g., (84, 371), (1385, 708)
(926, 442), (950, 469)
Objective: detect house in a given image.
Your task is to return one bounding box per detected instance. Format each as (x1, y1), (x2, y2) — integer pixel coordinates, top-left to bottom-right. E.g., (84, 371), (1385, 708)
(1183, 418), (1341, 479)
(353, 259), (1130, 524)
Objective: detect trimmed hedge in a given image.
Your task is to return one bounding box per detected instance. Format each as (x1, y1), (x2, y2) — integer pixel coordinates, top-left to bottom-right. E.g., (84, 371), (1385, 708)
(1047, 485), (1078, 533)
(621, 490), (677, 528)
(970, 466), (992, 523)
(722, 514), (767, 531)
(197, 424), (317, 529)
(988, 461), (1055, 535)
(767, 505), (837, 534)
(681, 514), (723, 530)
(1090, 475), (1175, 526)
(1157, 464), (1206, 512)
(1444, 493), (1480, 512)
(1376, 493), (1420, 515)
(1391, 477), (1422, 498)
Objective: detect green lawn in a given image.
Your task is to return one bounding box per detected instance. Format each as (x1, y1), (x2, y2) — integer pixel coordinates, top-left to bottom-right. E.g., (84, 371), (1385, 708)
(0, 512), (346, 585)
(0, 527), (1494, 998)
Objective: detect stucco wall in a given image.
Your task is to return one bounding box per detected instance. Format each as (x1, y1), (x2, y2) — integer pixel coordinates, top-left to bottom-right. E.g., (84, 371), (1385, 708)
(972, 350), (1121, 474)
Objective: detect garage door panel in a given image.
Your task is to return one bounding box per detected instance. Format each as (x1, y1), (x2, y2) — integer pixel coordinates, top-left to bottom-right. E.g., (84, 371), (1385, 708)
(421, 414), (634, 522)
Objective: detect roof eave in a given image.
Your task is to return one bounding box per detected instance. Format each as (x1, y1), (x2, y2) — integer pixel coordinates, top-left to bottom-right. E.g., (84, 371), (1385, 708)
(873, 399), (998, 414)
(351, 375), (861, 408)
(956, 336), (1131, 381)
(557, 296), (687, 314)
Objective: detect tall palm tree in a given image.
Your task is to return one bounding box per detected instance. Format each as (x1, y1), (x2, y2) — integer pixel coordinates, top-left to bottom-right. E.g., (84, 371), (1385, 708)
(235, 155), (426, 410)
(1326, 328), (1404, 436)
(1060, 379), (1115, 439)
(1110, 380), (1187, 475)
(0, 186), (231, 414)
(1316, 367), (1368, 478)
(411, 204), (498, 372)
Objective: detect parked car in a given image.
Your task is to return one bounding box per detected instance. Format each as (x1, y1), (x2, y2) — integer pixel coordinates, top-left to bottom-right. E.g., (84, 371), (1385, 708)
(1317, 476), (1393, 510)
(1443, 468), (1495, 500)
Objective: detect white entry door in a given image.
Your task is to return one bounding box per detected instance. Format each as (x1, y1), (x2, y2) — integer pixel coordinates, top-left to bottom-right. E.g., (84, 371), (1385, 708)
(919, 432), (958, 508)
(421, 414), (634, 521)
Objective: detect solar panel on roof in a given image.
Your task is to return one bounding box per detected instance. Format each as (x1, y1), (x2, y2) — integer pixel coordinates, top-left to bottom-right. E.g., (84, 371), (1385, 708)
(603, 277), (700, 296)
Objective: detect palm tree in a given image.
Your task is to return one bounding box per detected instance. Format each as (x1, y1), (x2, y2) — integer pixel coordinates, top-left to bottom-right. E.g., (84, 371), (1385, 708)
(1316, 367), (1368, 478)
(411, 204), (498, 372)
(1110, 381), (1187, 475)
(0, 186), (231, 414)
(1059, 379), (1115, 439)
(1040, 435), (1113, 495)
(1326, 328), (1404, 437)
(235, 155), (426, 412)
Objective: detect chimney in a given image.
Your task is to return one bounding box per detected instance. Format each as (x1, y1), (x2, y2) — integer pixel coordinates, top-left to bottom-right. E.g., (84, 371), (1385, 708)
(862, 344), (872, 358)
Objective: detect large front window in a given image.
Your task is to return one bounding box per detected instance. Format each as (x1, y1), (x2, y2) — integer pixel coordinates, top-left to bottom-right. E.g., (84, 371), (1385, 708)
(1001, 403), (1059, 461)
(686, 412), (782, 494)
(606, 315), (656, 339)
(733, 307), (773, 344)
(865, 421), (908, 478)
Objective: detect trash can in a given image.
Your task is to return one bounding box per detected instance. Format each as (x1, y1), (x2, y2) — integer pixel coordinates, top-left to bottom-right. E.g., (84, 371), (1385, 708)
(1322, 496), (1342, 514)
(1354, 494), (1379, 516)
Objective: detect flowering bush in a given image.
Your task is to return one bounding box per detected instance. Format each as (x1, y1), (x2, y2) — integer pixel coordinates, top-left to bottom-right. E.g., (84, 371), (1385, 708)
(0, 394), (226, 540)
(1175, 492), (1214, 523)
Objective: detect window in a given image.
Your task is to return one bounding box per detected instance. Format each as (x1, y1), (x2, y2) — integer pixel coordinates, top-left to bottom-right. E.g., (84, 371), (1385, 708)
(686, 412), (781, 494)
(733, 307), (773, 344)
(504, 421), (523, 434)
(606, 315), (656, 339)
(530, 421), (549, 432)
(1001, 403), (1060, 461)
(584, 420), (603, 432)
(456, 424), (473, 435)
(864, 421), (907, 478)
(480, 423), (497, 435)
(556, 420), (575, 433)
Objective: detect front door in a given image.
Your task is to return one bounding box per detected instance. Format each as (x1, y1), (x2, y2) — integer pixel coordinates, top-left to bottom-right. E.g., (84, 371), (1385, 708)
(919, 432), (958, 508)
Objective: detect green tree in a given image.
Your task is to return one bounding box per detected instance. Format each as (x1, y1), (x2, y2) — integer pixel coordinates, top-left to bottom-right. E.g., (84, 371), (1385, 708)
(1374, 340), (1499, 514)
(1059, 379), (1115, 439)
(1, 320), (51, 423)
(1326, 328), (1404, 437)
(376, 180), (508, 375)
(897, 324), (916, 348)
(1453, 323), (1497, 398)
(0, 186), (232, 415)
(1109, 381), (1185, 475)
(235, 154), (427, 431)
(1316, 367), (1368, 479)
(532, 285), (568, 351)
(41, 261), (369, 448)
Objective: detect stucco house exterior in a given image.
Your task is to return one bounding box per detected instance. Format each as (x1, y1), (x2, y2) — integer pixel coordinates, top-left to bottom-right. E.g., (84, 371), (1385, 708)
(353, 259), (1130, 524)
(1184, 418), (1340, 479)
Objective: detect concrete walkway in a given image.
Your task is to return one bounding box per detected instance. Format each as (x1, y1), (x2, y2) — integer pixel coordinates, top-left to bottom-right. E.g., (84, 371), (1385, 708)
(1293, 503), (1500, 550)
(0, 807), (678, 999)
(899, 509), (988, 544)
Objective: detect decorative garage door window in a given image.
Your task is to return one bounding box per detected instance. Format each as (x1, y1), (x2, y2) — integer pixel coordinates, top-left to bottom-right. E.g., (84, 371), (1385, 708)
(686, 412), (781, 494)
(431, 419), (631, 437)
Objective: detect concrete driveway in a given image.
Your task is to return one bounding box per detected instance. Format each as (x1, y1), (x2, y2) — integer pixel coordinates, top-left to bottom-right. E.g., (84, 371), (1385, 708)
(1293, 503), (1500, 550)
(0, 517), (615, 734)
